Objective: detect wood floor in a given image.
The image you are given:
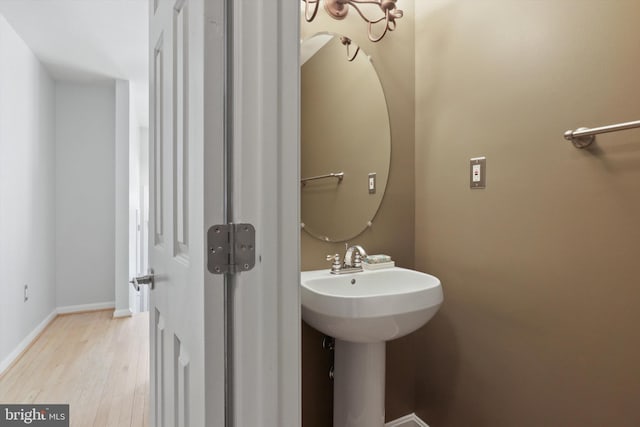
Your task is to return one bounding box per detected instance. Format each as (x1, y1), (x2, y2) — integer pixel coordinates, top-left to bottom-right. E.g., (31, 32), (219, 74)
(0, 310), (149, 427)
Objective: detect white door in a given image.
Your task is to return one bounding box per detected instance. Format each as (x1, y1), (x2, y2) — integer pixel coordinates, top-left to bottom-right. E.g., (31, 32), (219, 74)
(148, 0), (225, 425)
(148, 0), (300, 426)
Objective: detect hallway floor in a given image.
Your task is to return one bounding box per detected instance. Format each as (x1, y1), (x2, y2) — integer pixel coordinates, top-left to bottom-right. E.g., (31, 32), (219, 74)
(0, 310), (149, 426)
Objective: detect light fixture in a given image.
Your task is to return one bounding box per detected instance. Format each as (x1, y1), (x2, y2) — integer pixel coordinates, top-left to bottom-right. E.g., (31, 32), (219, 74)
(303, 0), (404, 43)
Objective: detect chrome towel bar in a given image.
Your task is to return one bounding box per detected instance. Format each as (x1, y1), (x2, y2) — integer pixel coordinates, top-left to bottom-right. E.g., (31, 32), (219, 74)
(301, 171), (344, 185)
(564, 120), (640, 148)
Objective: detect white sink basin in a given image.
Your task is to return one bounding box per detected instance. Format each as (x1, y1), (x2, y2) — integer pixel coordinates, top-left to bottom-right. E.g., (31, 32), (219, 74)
(301, 266), (443, 427)
(301, 267), (443, 343)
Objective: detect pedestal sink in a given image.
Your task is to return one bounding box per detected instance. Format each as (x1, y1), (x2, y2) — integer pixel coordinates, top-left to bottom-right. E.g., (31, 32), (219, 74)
(301, 267), (443, 427)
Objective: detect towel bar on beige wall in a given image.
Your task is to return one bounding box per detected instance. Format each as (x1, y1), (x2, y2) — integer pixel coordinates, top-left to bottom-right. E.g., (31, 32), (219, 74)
(301, 171), (345, 186)
(564, 119), (640, 148)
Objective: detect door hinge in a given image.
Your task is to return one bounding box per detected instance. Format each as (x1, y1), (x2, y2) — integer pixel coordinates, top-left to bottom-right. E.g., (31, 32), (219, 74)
(207, 223), (256, 274)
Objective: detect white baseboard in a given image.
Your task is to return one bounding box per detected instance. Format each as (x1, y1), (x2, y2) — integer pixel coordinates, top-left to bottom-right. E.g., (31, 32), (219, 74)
(0, 309), (57, 376)
(386, 413), (430, 427)
(112, 308), (133, 318)
(56, 301), (115, 315)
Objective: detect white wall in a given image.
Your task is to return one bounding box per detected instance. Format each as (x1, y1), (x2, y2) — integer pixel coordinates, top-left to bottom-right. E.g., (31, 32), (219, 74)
(55, 82), (116, 308)
(0, 15), (56, 368)
(114, 79), (131, 316)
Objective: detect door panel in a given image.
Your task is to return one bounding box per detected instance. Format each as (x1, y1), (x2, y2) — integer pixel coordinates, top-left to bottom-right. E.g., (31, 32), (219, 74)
(149, 0), (224, 426)
(153, 310), (166, 426)
(173, 0), (189, 257)
(174, 337), (190, 427)
(152, 35), (164, 246)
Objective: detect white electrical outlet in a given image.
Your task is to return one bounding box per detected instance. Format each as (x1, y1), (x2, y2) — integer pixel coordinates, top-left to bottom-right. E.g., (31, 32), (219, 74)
(24, 284), (29, 302)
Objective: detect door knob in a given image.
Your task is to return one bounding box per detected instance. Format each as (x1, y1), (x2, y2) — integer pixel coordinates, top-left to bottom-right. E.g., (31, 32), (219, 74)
(130, 269), (155, 291)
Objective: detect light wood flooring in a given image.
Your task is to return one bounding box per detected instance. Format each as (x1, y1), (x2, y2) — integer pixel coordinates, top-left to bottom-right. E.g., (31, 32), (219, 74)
(0, 310), (149, 427)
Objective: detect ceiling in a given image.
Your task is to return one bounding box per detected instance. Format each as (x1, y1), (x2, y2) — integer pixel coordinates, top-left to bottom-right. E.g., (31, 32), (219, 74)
(0, 0), (149, 127)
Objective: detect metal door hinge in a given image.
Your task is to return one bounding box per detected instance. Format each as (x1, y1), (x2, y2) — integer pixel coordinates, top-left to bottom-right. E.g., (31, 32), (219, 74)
(207, 223), (256, 274)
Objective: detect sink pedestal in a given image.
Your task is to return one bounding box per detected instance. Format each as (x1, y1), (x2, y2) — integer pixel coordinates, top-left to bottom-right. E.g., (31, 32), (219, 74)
(334, 340), (386, 427)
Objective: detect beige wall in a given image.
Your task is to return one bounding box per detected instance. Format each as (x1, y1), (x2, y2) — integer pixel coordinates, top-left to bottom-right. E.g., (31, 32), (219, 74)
(300, 3), (416, 425)
(413, 1), (640, 426)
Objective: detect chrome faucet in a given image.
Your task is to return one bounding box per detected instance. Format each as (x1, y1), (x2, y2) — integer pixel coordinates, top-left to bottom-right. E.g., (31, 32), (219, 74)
(326, 244), (368, 275)
(344, 244), (368, 268)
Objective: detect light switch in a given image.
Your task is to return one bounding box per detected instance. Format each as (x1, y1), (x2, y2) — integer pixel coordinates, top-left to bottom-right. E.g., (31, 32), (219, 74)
(472, 164), (481, 182)
(470, 157), (486, 189)
(368, 173), (376, 194)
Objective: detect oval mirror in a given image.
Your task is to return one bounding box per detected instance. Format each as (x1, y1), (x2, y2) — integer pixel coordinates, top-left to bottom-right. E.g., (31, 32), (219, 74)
(301, 33), (391, 242)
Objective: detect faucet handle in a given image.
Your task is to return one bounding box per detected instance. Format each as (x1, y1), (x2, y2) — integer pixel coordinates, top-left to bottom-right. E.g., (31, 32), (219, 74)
(326, 254), (342, 274)
(353, 252), (362, 268)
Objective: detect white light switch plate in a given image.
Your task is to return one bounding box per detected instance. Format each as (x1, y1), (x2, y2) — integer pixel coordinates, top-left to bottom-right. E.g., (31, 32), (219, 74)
(368, 173), (376, 194)
(470, 157), (486, 189)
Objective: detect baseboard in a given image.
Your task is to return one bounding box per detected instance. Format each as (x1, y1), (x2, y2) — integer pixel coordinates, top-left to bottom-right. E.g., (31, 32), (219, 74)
(56, 301), (115, 315)
(0, 309), (57, 377)
(386, 413), (430, 427)
(112, 308), (133, 318)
